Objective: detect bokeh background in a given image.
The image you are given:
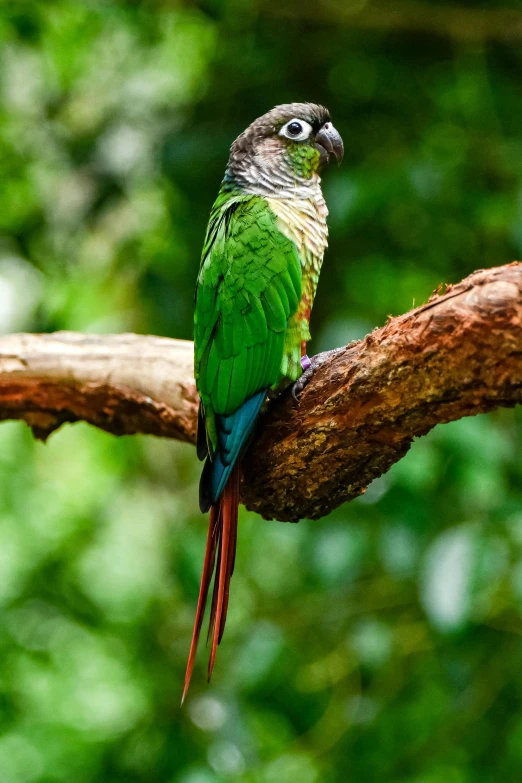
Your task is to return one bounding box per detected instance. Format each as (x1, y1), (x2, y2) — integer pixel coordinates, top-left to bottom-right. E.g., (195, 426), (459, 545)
(1, 1), (522, 781)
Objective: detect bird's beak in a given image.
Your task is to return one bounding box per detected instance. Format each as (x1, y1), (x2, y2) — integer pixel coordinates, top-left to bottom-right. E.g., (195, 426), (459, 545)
(315, 122), (344, 167)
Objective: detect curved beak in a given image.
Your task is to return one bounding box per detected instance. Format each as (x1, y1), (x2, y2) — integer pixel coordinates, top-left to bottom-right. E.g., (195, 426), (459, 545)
(315, 122), (344, 167)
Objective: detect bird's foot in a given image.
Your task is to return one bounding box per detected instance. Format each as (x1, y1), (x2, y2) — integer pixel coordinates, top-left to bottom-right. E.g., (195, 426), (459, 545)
(291, 348), (343, 402)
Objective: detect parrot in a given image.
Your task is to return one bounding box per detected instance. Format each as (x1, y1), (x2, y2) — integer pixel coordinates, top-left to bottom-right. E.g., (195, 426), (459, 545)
(182, 103), (343, 702)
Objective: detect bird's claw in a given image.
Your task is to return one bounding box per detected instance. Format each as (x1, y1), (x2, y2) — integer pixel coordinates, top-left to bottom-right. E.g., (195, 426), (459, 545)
(291, 350), (342, 402)
(290, 354), (312, 401)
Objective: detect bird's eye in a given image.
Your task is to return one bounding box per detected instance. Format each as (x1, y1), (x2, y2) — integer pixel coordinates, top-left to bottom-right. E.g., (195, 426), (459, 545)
(279, 118), (313, 142)
(288, 121), (303, 136)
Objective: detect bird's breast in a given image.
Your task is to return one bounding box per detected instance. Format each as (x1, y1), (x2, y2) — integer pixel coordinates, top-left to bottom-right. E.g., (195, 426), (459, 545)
(265, 195), (329, 275)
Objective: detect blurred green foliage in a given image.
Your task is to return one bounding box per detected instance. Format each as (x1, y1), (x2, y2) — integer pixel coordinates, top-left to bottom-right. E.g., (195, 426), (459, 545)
(1, 1), (522, 781)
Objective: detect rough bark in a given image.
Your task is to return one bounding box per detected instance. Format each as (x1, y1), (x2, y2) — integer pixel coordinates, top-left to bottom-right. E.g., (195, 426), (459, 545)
(243, 262), (522, 520)
(0, 263), (521, 522)
(0, 332), (198, 443)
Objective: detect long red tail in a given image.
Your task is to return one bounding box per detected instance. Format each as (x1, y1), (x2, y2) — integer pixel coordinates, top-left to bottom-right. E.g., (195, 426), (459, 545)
(181, 463), (240, 704)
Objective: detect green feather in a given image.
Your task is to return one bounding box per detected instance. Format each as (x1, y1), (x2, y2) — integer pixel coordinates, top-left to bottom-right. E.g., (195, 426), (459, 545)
(278, 266), (300, 313)
(232, 311), (244, 356)
(243, 304), (260, 347)
(214, 356), (234, 411)
(201, 339), (220, 398)
(227, 350), (248, 411)
(214, 316), (233, 359)
(272, 273), (290, 315)
(195, 194), (303, 441)
(261, 284), (287, 331)
(287, 252), (302, 299)
(251, 338), (267, 394)
(245, 296), (268, 343)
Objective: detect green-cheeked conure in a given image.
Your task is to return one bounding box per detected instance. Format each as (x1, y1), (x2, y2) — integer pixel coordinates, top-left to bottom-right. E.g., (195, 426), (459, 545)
(183, 103), (343, 701)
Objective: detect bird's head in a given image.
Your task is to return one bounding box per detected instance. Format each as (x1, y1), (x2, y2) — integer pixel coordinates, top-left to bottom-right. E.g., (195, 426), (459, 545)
(225, 103), (343, 195)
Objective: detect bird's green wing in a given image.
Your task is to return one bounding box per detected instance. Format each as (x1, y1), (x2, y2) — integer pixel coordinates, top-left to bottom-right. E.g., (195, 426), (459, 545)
(194, 194), (302, 453)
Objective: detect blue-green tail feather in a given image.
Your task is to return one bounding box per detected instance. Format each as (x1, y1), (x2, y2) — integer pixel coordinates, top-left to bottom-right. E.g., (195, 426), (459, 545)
(199, 390), (266, 512)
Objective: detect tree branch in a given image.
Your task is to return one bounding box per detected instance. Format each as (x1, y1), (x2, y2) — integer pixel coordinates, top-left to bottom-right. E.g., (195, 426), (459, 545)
(0, 263), (521, 522)
(243, 262), (522, 520)
(0, 332), (198, 443)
